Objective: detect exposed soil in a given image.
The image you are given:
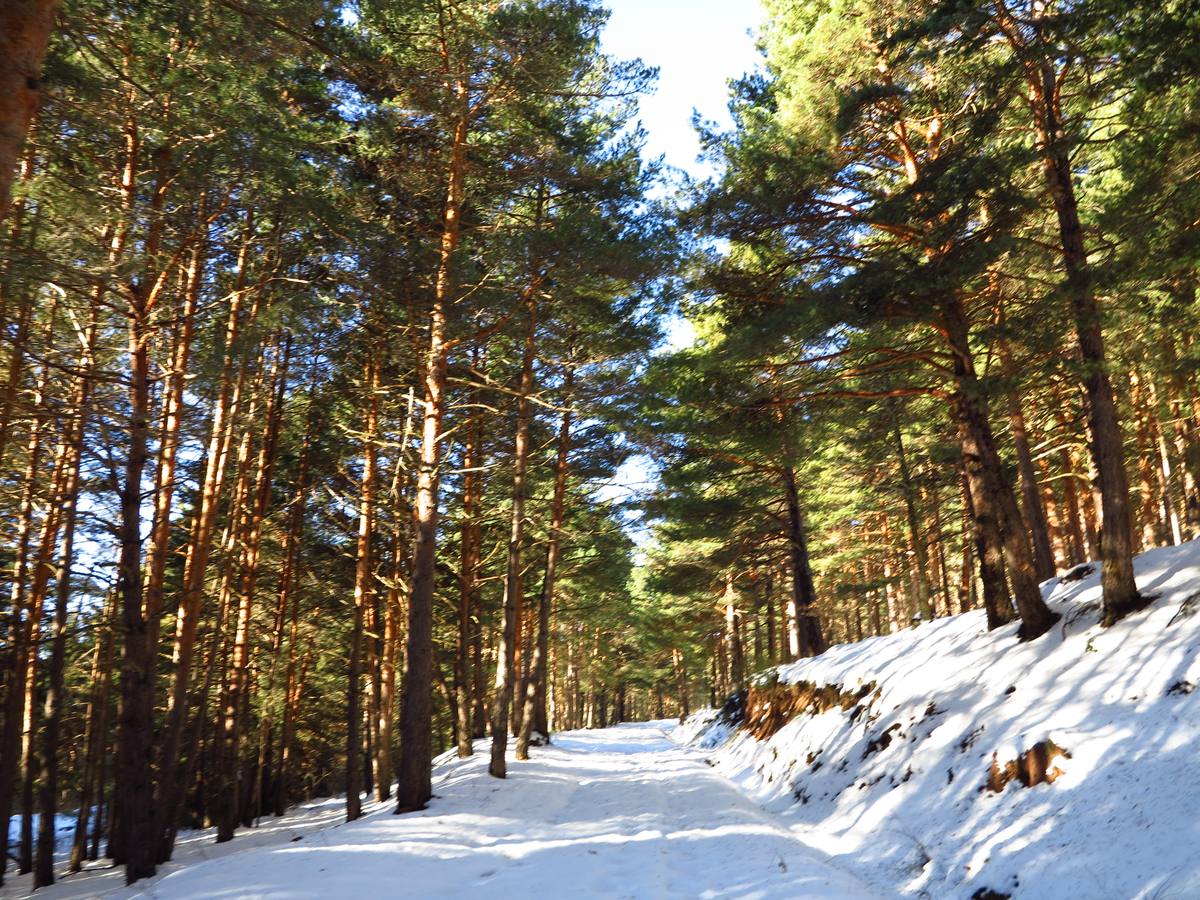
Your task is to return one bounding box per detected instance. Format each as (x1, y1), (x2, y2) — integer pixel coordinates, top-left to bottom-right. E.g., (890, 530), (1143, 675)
(986, 739), (1071, 793)
(741, 679), (877, 741)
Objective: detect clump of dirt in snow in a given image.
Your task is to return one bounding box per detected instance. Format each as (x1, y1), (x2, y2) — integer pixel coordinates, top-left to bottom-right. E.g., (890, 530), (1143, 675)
(1059, 563), (1095, 583)
(741, 678), (877, 741)
(1168, 590), (1200, 625)
(985, 739), (1071, 793)
(863, 722), (903, 758)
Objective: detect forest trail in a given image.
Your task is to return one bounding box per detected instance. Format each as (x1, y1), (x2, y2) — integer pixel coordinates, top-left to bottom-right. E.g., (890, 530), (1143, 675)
(132, 723), (880, 899)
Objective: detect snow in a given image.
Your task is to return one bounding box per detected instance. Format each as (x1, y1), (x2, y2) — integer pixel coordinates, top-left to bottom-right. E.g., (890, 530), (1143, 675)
(5, 723), (879, 899)
(13, 542), (1200, 899)
(5, 815), (75, 853)
(0, 798), (364, 900)
(679, 540), (1200, 899)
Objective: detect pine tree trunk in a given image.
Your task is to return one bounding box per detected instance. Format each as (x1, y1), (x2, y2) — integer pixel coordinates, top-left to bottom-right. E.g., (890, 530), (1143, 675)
(264, 402), (312, 817)
(723, 572), (745, 688)
(1010, 10), (1142, 624)
(764, 571), (777, 659)
(376, 551), (399, 799)
(279, 614), (320, 817)
(998, 334), (1056, 581)
(70, 590), (116, 872)
(889, 403), (935, 618)
(929, 491), (953, 615)
(1052, 413), (1089, 566)
(782, 466), (825, 657)
(490, 295), (538, 778)
(1038, 456), (1069, 569)
(673, 649), (689, 722)
(958, 472), (976, 615)
(471, 606), (487, 739)
(962, 466), (1015, 630)
(143, 231), (204, 657)
(941, 295), (1057, 638)
(155, 215), (258, 863)
(0, 370), (47, 886)
(456, 367), (483, 758)
(114, 296), (157, 883)
(1130, 370), (1165, 549)
(347, 352), (379, 821)
(0, 167), (39, 463)
(1162, 333), (1200, 536)
(0, 0), (58, 223)
(0, 283), (34, 466)
(517, 372), (573, 758)
(33, 305), (97, 887)
(217, 341), (286, 842)
(1145, 374), (1184, 544)
(19, 419), (75, 875)
(396, 85), (469, 814)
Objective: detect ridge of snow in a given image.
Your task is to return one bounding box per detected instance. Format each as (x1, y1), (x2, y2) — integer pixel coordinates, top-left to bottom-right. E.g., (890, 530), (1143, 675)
(678, 540), (1200, 899)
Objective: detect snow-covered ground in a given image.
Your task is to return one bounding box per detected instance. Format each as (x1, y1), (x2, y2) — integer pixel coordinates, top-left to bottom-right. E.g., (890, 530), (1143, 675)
(4, 724), (879, 899)
(5, 815), (75, 856)
(14, 543), (1199, 899)
(2, 796), (370, 899)
(679, 540), (1200, 900)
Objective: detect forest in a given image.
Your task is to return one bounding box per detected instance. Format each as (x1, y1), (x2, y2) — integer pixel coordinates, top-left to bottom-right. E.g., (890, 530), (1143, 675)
(0, 0), (1198, 894)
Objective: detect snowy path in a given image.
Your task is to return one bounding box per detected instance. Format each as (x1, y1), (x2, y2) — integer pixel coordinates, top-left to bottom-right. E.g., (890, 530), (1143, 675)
(126, 722), (878, 899)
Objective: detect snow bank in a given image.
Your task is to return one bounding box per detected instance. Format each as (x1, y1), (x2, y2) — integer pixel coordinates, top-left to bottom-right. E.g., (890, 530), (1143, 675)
(678, 540), (1200, 899)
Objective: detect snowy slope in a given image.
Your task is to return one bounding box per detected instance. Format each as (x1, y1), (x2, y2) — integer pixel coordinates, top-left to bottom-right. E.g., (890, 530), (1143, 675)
(5, 724), (882, 899)
(678, 540), (1200, 900)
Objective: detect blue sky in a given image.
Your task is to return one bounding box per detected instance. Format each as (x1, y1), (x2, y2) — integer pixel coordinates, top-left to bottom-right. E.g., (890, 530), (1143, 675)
(602, 0), (764, 180)
(595, 2), (765, 527)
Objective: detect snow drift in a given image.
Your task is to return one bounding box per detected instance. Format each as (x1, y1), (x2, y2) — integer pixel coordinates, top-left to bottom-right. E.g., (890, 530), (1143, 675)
(677, 540), (1200, 899)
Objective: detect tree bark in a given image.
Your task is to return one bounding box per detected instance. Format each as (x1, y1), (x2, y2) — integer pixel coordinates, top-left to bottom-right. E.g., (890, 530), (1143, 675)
(672, 648), (689, 722)
(962, 466), (1015, 630)
(782, 466), (825, 657)
(456, 360), (484, 758)
(143, 230), (205, 657)
(0, 0), (58, 223)
(155, 213), (259, 863)
(114, 291), (157, 883)
(263, 393), (313, 817)
(889, 402), (935, 618)
(216, 340), (287, 842)
(375, 537), (399, 800)
(69, 590), (116, 872)
(998, 333), (1056, 581)
(19, 411), (74, 875)
(940, 295), (1057, 638)
(517, 369), (573, 758)
(0, 366), (48, 886)
(490, 294), (538, 778)
(347, 350), (379, 821)
(722, 572), (746, 689)
(396, 80), (469, 813)
(997, 0), (1142, 624)
(34, 304), (98, 887)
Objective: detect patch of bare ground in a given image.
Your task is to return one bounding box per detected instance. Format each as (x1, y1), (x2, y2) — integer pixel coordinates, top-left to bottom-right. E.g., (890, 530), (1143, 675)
(742, 679), (878, 741)
(985, 739), (1071, 793)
